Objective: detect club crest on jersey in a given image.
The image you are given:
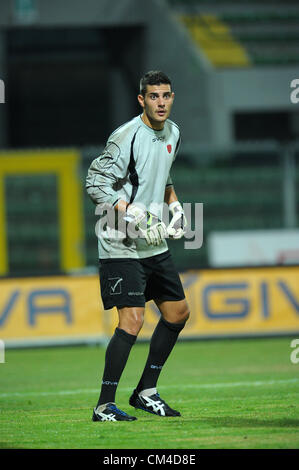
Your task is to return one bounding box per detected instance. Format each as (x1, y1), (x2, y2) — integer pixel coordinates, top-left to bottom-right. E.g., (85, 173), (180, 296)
(167, 144), (172, 154)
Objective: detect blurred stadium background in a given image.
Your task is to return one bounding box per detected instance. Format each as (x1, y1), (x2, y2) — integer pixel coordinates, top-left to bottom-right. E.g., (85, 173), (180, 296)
(0, 0), (299, 347)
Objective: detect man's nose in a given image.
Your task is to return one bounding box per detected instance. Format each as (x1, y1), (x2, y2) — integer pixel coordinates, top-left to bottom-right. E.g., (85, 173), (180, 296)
(157, 97), (165, 106)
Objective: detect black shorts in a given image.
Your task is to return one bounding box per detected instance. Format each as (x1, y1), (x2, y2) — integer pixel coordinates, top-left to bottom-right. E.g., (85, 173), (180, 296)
(99, 250), (185, 310)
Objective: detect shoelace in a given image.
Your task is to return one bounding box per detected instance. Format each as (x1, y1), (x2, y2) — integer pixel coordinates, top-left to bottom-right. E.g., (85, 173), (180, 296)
(151, 393), (165, 403)
(109, 404), (128, 417)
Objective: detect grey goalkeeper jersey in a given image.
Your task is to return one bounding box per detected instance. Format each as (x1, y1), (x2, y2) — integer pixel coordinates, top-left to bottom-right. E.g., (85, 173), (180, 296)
(86, 114), (181, 259)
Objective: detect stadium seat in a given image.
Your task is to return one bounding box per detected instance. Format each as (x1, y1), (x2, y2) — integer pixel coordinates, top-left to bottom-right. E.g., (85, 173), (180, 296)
(168, 0), (299, 66)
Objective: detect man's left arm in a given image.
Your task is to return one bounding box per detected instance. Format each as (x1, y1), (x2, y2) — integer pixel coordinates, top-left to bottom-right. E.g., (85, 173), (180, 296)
(164, 185), (187, 239)
(164, 184), (177, 206)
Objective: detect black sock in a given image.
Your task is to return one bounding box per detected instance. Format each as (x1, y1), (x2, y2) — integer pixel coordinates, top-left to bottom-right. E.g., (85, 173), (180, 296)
(136, 317), (186, 394)
(97, 327), (136, 407)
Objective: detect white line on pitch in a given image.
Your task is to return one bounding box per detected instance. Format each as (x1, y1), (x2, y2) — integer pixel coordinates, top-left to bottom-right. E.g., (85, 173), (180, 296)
(0, 378), (298, 399)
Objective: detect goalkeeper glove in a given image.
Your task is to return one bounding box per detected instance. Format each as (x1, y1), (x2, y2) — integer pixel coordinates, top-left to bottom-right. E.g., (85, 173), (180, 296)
(167, 201), (187, 239)
(125, 204), (167, 246)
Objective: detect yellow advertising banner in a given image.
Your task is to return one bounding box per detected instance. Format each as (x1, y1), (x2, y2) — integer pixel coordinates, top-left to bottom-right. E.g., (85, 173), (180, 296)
(0, 275), (105, 346)
(1, 266), (299, 347)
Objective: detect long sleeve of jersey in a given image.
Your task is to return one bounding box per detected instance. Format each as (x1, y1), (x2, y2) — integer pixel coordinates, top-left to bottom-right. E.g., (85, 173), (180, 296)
(86, 139), (130, 207)
(166, 174), (173, 187)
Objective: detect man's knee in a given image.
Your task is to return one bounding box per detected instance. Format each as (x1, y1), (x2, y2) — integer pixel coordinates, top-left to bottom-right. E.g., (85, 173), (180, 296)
(182, 308), (190, 323)
(161, 300), (190, 325)
(177, 305), (190, 324)
(118, 307), (144, 336)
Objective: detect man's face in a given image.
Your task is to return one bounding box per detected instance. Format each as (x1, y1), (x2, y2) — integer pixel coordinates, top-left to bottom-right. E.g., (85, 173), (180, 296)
(138, 84), (175, 130)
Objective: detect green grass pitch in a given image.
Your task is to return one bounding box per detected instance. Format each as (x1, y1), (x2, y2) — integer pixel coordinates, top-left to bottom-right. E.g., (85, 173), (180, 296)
(0, 336), (299, 449)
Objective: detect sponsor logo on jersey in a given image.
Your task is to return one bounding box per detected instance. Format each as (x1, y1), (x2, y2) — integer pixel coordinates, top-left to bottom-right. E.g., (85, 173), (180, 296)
(167, 144), (172, 154)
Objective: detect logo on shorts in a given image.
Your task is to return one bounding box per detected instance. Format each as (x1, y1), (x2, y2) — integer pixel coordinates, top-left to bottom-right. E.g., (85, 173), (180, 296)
(109, 277), (123, 295)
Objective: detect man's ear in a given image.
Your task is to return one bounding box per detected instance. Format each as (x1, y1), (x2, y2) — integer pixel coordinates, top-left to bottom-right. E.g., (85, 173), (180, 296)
(137, 94), (145, 108)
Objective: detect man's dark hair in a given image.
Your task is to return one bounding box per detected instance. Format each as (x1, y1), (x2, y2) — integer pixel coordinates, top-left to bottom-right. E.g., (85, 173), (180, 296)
(139, 70), (172, 96)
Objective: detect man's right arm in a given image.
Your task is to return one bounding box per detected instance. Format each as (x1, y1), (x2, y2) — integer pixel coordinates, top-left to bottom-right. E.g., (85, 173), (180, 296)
(86, 137), (167, 246)
(86, 140), (128, 209)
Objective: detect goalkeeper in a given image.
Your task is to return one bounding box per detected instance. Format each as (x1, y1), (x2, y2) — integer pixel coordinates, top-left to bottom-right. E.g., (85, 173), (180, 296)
(86, 70), (190, 422)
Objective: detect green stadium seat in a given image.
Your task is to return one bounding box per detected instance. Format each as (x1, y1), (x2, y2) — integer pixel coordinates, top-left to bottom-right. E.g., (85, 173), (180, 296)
(168, 0), (299, 65)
